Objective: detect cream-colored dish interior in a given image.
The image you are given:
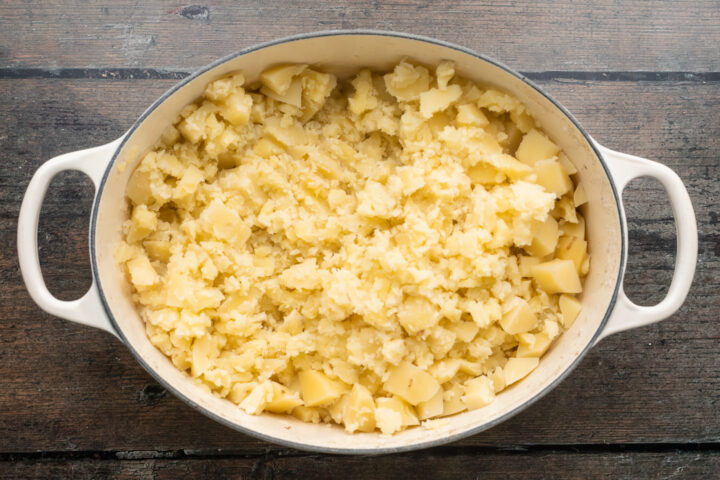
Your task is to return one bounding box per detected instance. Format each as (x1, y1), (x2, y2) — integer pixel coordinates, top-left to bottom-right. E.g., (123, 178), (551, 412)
(94, 33), (622, 452)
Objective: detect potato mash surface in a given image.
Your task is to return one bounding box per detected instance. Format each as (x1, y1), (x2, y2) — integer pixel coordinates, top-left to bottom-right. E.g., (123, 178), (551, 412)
(116, 60), (588, 434)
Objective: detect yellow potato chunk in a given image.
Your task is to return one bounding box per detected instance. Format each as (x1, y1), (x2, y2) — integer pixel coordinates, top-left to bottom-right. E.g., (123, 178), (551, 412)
(341, 384), (376, 433)
(126, 169), (153, 206)
(127, 254), (158, 289)
(440, 383), (467, 417)
(384, 362), (441, 405)
(516, 332), (552, 358)
(127, 205), (157, 243)
(220, 91), (253, 126)
(298, 370), (350, 407)
(265, 382), (304, 413)
(384, 61), (431, 101)
(462, 376), (495, 410)
(416, 388), (444, 420)
(504, 357), (539, 385)
(561, 214), (585, 240)
(448, 320), (479, 343)
(574, 182), (588, 206)
(261, 77), (303, 108)
(419, 84), (462, 118)
(260, 64), (307, 95)
(500, 299), (537, 335)
(467, 163), (505, 185)
(525, 216), (559, 257)
(397, 296), (439, 335)
(531, 259), (583, 294)
(455, 103), (489, 127)
(375, 397), (419, 434)
(292, 405), (322, 423)
(518, 255), (541, 277)
(516, 128), (560, 165)
(534, 159), (573, 196)
(556, 235), (588, 274)
(559, 294), (582, 328)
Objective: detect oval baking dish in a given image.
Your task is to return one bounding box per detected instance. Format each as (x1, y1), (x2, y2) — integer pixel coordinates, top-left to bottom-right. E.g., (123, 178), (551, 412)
(18, 30), (697, 454)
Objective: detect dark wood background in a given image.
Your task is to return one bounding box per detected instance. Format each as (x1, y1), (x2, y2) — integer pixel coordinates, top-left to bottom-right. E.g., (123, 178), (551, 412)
(1, 1), (719, 478)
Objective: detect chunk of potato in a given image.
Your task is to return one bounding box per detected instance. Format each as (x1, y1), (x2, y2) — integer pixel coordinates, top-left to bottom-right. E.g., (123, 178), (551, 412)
(556, 235), (588, 274)
(559, 294), (582, 328)
(467, 162), (505, 185)
(462, 376), (495, 410)
(265, 382), (304, 413)
(516, 332), (552, 358)
(561, 214), (585, 240)
(292, 405), (322, 423)
(384, 362), (441, 405)
(488, 367), (506, 393)
(500, 299), (537, 335)
(127, 254), (158, 289)
(518, 255), (541, 277)
(375, 397), (419, 434)
(516, 128), (560, 165)
(534, 159), (573, 196)
(455, 103), (489, 127)
(298, 370), (350, 407)
(531, 259), (582, 294)
(127, 205), (157, 243)
(504, 357), (539, 385)
(397, 296), (439, 335)
(419, 84), (463, 118)
(448, 320), (479, 343)
(341, 384), (376, 433)
(261, 77), (303, 108)
(574, 182), (588, 206)
(440, 383), (468, 417)
(416, 388), (444, 420)
(260, 64), (307, 95)
(525, 216), (559, 257)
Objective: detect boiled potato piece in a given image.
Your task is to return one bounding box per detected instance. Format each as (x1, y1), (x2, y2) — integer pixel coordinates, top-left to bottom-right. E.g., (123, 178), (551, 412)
(531, 259), (582, 294)
(467, 162), (506, 185)
(384, 362), (441, 405)
(559, 294), (582, 328)
(500, 299), (537, 335)
(516, 128), (560, 165)
(375, 397), (419, 434)
(341, 384), (376, 433)
(516, 332), (552, 358)
(127, 205), (157, 243)
(416, 388), (444, 420)
(260, 64), (307, 95)
(419, 84), (462, 118)
(456, 103), (489, 127)
(561, 214), (586, 239)
(264, 382), (304, 413)
(441, 383), (468, 417)
(397, 296), (439, 335)
(261, 77), (303, 108)
(518, 255), (541, 277)
(504, 357), (539, 385)
(127, 254), (158, 289)
(462, 376), (495, 410)
(534, 159), (573, 196)
(298, 370), (350, 407)
(526, 216), (559, 257)
(556, 235), (588, 274)
(292, 405), (322, 423)
(574, 182), (588, 206)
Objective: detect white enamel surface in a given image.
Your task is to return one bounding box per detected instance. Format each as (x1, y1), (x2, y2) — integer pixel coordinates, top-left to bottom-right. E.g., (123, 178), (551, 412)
(18, 139), (122, 337)
(594, 143), (697, 342)
(17, 32), (696, 453)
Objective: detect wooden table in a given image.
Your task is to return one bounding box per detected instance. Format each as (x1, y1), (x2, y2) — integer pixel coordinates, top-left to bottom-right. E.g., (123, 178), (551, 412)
(1, 1), (718, 478)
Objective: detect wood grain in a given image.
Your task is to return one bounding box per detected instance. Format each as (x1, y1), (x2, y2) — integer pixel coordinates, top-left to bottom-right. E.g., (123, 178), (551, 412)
(1, 77), (717, 455)
(1, 0), (719, 72)
(2, 450), (719, 479)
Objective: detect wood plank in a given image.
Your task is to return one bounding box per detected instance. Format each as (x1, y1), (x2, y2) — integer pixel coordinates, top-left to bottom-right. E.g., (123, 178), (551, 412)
(1, 77), (718, 452)
(1, 0), (719, 72)
(1, 450), (719, 479)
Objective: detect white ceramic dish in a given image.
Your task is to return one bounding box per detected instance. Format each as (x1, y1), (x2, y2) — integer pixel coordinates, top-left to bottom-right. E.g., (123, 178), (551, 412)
(18, 31), (697, 454)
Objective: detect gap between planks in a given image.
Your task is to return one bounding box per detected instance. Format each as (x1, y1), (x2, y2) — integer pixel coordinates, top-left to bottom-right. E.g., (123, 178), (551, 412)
(0, 68), (719, 82)
(2, 443), (720, 462)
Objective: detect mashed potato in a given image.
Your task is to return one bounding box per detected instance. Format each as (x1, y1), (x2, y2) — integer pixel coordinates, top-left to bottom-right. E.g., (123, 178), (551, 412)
(116, 60), (589, 434)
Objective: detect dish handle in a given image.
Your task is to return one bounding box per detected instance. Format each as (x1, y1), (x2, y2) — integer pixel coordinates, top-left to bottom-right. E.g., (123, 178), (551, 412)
(18, 138), (124, 338)
(594, 142), (697, 343)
